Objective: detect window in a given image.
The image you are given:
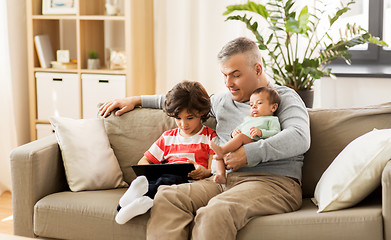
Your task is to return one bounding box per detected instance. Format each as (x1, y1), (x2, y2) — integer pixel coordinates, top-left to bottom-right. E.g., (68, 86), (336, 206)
(333, 0), (391, 66)
(383, 0), (391, 50)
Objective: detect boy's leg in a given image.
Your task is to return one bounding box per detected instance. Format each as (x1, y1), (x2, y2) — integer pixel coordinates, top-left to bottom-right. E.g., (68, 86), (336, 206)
(211, 133), (253, 159)
(118, 176), (148, 209)
(191, 172), (302, 240)
(146, 178), (223, 240)
(115, 196), (153, 224)
(146, 174), (188, 199)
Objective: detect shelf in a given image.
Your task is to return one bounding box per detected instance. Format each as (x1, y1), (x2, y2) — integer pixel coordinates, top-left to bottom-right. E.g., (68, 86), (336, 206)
(27, 0), (155, 140)
(34, 68), (126, 75)
(32, 15), (77, 20)
(32, 15), (125, 21)
(79, 16), (125, 21)
(36, 120), (51, 124)
(81, 69), (126, 75)
(34, 68), (78, 73)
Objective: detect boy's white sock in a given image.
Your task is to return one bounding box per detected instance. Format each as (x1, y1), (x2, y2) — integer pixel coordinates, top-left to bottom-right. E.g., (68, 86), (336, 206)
(115, 196), (154, 224)
(119, 176), (148, 207)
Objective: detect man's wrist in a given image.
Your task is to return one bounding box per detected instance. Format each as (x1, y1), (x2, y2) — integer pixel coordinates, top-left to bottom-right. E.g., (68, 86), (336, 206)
(131, 96), (142, 107)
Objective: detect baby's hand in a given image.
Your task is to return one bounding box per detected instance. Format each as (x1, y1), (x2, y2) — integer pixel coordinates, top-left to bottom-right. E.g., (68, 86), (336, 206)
(231, 129), (242, 138)
(250, 127), (262, 138)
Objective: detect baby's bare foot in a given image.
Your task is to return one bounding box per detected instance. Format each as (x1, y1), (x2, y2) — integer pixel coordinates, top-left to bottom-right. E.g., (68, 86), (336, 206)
(211, 141), (225, 160)
(213, 174), (227, 184)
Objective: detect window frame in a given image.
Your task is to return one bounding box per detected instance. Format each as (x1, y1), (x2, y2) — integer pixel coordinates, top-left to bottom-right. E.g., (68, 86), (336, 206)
(331, 0), (391, 71)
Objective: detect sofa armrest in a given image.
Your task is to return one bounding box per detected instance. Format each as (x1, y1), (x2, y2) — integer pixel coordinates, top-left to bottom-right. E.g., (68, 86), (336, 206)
(10, 135), (68, 237)
(382, 160), (391, 240)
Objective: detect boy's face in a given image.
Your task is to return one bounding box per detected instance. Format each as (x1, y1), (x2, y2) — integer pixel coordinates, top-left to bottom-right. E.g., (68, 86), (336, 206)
(249, 92), (278, 117)
(174, 109), (203, 137)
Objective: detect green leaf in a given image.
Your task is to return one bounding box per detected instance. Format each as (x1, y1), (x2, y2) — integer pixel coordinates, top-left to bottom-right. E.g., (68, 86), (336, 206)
(269, 26), (285, 31)
(298, 6), (309, 32)
(285, 17), (300, 33)
(284, 0), (294, 13)
(367, 34), (389, 47)
(225, 14), (267, 50)
(224, 1), (269, 19)
(266, 34), (273, 45)
(328, 1), (355, 26)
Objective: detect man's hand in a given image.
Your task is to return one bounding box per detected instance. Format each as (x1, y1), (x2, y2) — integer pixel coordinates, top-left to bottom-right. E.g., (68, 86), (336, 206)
(99, 96), (141, 118)
(250, 127), (262, 138)
(224, 146), (247, 171)
(187, 160), (211, 179)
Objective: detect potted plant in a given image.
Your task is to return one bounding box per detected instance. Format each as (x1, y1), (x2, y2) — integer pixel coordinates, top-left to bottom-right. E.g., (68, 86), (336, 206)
(87, 50), (100, 69)
(223, 0), (388, 107)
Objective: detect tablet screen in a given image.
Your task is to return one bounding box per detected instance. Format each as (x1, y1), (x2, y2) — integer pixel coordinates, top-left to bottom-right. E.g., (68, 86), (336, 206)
(131, 163), (196, 181)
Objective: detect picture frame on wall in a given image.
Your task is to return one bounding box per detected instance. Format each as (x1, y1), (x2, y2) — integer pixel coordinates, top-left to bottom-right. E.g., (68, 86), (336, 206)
(42, 0), (77, 15)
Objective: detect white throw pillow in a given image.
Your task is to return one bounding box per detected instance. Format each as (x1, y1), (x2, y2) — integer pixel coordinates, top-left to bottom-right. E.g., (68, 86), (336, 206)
(50, 116), (128, 192)
(313, 128), (391, 212)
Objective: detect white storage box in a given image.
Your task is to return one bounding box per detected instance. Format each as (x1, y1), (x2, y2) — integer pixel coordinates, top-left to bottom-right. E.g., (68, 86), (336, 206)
(81, 74), (126, 118)
(36, 72), (80, 120)
(36, 123), (55, 139)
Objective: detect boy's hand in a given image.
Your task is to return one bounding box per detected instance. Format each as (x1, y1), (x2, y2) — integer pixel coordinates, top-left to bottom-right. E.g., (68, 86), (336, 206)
(231, 129), (242, 138)
(250, 127), (262, 138)
(187, 160), (211, 179)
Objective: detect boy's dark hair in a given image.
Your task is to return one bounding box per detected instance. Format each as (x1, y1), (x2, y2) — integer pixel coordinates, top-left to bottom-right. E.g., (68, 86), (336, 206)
(163, 81), (211, 122)
(252, 87), (281, 106)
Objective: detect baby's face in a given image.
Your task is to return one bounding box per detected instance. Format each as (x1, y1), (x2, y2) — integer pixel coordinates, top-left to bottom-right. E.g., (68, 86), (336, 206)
(249, 92), (276, 117)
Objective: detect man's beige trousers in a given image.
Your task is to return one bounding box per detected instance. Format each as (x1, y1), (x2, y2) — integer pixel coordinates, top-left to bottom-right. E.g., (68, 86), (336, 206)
(147, 172), (302, 240)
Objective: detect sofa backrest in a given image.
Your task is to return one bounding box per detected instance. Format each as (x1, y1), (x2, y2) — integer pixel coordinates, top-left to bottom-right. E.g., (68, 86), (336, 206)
(103, 103), (391, 197)
(303, 102), (391, 197)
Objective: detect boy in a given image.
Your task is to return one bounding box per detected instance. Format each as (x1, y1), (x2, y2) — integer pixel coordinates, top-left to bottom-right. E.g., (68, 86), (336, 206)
(115, 81), (217, 224)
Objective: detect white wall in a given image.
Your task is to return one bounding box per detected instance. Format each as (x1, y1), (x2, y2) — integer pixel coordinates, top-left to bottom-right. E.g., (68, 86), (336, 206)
(0, 0), (29, 194)
(314, 76), (391, 109)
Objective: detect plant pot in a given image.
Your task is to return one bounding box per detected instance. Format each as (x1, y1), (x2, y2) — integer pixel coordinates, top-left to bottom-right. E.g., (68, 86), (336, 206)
(88, 59), (100, 69)
(296, 89), (314, 108)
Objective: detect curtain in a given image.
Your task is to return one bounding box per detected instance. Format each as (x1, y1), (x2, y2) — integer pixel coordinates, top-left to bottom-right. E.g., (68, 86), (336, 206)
(153, 0), (250, 95)
(0, 0), (29, 195)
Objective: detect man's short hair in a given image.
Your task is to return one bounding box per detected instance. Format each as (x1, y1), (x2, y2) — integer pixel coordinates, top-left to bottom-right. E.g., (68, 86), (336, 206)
(163, 81), (211, 122)
(217, 37), (262, 68)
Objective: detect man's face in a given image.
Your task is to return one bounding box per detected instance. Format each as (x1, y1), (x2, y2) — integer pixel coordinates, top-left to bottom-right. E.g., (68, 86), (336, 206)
(220, 53), (260, 102)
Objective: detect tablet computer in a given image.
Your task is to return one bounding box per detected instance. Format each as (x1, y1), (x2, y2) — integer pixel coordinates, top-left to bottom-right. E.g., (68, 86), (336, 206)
(131, 163), (196, 181)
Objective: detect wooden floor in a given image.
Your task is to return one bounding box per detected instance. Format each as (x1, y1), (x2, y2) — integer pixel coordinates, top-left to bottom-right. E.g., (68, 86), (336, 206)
(0, 191), (13, 235)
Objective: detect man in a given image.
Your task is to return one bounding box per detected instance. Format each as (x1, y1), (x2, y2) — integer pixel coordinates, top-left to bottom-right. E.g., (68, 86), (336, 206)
(100, 37), (310, 240)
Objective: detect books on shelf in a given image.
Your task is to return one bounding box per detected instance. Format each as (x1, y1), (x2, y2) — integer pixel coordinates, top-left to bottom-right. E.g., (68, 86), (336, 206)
(34, 35), (55, 68)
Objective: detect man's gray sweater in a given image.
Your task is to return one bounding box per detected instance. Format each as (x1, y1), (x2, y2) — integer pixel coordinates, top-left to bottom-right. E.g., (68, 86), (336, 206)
(141, 84), (310, 180)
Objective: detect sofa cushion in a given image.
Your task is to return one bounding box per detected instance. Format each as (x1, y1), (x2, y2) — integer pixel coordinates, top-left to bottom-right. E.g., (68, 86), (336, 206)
(237, 198), (383, 240)
(49, 116), (127, 191)
(103, 108), (216, 184)
(34, 189), (149, 240)
(314, 128), (391, 212)
(303, 102), (391, 197)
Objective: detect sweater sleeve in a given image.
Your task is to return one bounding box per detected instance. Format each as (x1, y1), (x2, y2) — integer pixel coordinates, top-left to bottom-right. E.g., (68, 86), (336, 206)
(141, 95), (166, 109)
(244, 88), (310, 166)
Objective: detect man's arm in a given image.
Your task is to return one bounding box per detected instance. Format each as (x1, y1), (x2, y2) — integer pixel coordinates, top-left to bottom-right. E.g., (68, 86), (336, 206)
(141, 95), (166, 109)
(99, 95), (166, 117)
(244, 88), (310, 166)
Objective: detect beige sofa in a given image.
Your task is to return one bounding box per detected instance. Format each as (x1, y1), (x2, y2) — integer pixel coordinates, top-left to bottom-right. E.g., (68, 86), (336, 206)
(10, 103), (391, 240)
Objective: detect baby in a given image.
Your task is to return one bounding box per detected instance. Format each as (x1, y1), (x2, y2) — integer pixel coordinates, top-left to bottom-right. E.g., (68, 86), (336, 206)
(211, 86), (281, 184)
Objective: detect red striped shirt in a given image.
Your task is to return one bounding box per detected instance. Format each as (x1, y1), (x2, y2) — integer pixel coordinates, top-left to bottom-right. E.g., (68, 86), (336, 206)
(144, 125), (217, 168)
